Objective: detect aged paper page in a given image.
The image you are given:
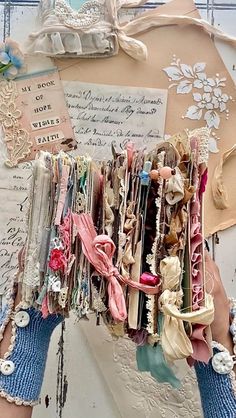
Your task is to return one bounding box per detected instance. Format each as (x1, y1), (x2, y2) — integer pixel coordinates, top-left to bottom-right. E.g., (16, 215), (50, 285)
(63, 81), (167, 159)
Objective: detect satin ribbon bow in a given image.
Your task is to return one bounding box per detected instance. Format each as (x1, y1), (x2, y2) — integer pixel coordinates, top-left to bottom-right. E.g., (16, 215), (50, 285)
(73, 213), (161, 322)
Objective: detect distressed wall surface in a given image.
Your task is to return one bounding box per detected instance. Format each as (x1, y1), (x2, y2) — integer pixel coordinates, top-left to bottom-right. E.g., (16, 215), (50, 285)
(0, 1), (236, 417)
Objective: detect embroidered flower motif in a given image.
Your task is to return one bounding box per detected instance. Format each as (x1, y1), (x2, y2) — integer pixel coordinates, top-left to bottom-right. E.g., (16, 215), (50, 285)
(194, 92), (213, 110)
(163, 56), (233, 153)
(0, 102), (22, 128)
(48, 248), (66, 271)
(193, 73), (215, 92)
(212, 88), (229, 112)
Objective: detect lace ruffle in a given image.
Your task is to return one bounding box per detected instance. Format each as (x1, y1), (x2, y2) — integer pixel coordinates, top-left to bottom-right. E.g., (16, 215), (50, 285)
(27, 29), (117, 57)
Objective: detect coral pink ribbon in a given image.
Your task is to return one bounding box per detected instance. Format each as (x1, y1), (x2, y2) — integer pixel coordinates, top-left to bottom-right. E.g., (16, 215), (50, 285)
(73, 213), (161, 322)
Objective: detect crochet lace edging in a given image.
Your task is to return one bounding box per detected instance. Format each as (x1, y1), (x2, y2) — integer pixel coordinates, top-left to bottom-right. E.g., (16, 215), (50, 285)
(0, 389), (38, 406)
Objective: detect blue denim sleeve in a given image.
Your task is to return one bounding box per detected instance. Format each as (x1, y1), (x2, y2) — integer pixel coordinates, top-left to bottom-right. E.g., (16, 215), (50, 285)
(195, 346), (236, 418)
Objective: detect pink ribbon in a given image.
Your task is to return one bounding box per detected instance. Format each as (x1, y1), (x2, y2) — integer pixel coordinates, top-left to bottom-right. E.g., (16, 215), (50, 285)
(73, 213), (161, 322)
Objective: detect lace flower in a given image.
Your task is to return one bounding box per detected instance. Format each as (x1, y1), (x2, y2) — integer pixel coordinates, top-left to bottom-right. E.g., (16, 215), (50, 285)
(193, 72), (215, 92)
(48, 248), (66, 271)
(212, 88), (229, 112)
(193, 92), (213, 110)
(0, 38), (25, 79)
(0, 102), (22, 128)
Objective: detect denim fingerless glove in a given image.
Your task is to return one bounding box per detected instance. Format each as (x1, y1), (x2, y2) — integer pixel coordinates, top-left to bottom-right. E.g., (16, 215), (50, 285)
(0, 296), (63, 406)
(195, 344), (236, 418)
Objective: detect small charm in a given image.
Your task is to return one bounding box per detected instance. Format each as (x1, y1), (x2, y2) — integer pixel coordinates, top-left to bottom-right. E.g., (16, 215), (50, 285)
(139, 161), (152, 186)
(58, 287), (68, 309)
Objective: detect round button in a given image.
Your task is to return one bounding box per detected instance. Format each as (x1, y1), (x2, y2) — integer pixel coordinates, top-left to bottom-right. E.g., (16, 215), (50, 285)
(51, 280), (61, 293)
(0, 360), (15, 376)
(212, 351), (234, 374)
(15, 311), (30, 328)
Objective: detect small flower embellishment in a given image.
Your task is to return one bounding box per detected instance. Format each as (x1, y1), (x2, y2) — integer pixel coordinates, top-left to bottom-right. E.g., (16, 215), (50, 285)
(193, 73), (215, 92)
(0, 102), (22, 128)
(0, 38), (25, 79)
(194, 92), (213, 110)
(48, 248), (66, 271)
(212, 88), (229, 112)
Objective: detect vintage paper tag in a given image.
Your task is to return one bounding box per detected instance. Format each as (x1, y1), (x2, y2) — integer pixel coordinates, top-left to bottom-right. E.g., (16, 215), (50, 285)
(0, 70), (76, 167)
(63, 81), (168, 159)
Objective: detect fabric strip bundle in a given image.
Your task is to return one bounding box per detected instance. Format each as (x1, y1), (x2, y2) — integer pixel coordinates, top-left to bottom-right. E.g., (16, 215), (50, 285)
(18, 127), (214, 387)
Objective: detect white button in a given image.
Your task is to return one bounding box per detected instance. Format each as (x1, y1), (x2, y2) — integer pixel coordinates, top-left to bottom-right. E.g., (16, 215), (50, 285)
(51, 280), (61, 293)
(15, 311), (30, 328)
(0, 360), (15, 376)
(212, 351), (234, 374)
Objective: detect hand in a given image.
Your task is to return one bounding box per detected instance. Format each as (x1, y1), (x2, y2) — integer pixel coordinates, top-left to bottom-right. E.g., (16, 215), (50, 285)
(205, 251), (232, 353)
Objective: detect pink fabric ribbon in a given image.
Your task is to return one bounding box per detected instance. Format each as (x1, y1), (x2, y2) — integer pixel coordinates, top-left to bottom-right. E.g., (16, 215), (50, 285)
(73, 213), (161, 322)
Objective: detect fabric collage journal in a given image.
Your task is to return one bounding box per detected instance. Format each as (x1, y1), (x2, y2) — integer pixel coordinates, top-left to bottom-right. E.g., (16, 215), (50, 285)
(0, 0), (236, 415)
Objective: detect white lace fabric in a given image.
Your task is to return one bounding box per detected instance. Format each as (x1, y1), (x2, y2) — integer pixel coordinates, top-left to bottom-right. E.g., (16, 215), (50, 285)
(27, 0), (118, 57)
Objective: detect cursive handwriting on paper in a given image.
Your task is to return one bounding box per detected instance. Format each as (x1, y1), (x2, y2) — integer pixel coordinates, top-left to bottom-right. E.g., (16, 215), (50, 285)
(0, 163), (30, 294)
(63, 82), (168, 159)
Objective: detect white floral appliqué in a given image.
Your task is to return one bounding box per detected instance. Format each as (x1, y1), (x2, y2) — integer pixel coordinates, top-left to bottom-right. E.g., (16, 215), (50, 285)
(0, 80), (32, 167)
(163, 56), (233, 153)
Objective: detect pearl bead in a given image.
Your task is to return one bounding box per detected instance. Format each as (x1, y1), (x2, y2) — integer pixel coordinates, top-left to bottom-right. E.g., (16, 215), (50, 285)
(159, 166), (173, 179)
(149, 170), (159, 180)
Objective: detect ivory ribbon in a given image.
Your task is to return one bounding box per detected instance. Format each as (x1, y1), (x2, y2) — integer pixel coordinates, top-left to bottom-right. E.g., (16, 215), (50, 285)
(73, 213), (161, 322)
(212, 144), (236, 210)
(159, 289), (214, 361)
(160, 256), (181, 290)
(108, 0), (236, 60)
(160, 290), (214, 325)
(116, 11), (236, 60)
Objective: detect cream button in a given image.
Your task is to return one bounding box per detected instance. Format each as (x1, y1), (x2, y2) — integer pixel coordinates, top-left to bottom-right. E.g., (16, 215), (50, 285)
(0, 360), (15, 376)
(212, 351), (234, 374)
(15, 311), (30, 328)
(51, 280), (61, 293)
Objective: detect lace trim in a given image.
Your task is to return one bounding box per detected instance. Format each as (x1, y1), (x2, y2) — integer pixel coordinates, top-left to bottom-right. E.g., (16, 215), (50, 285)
(146, 295), (155, 334)
(0, 389), (38, 406)
(0, 80), (32, 167)
(2, 302), (26, 360)
(146, 151), (165, 275)
(0, 286), (16, 343)
(55, 0), (104, 30)
(0, 284), (28, 360)
(145, 151), (165, 335)
(188, 127), (210, 165)
(212, 340), (236, 397)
